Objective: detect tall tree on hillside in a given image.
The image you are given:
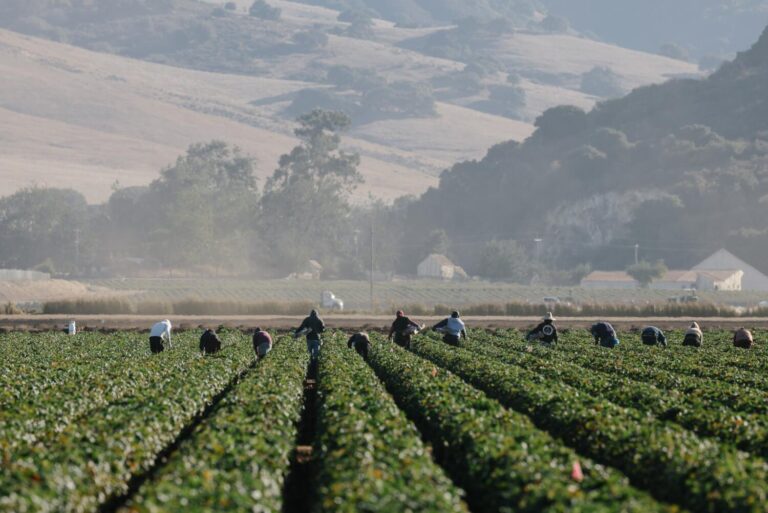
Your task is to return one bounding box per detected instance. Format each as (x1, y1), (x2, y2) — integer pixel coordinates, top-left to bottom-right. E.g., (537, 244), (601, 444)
(249, 0), (281, 20)
(259, 110), (361, 275)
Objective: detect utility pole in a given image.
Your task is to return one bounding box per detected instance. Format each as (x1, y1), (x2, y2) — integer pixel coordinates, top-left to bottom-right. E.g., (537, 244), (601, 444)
(634, 243), (639, 265)
(353, 229), (361, 262)
(369, 215), (375, 313)
(74, 228), (81, 275)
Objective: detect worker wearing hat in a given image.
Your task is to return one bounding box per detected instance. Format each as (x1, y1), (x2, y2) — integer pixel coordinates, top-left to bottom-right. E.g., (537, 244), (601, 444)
(526, 312), (559, 346)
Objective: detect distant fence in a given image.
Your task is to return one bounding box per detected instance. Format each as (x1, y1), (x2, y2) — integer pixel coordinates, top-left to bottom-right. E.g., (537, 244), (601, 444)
(0, 269), (51, 281)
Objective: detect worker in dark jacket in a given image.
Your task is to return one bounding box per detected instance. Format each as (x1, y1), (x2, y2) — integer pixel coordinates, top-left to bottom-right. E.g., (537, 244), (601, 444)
(253, 327), (273, 359)
(199, 328), (222, 355)
(388, 310), (422, 348)
(348, 332), (372, 360)
(433, 311), (467, 346)
(641, 326), (667, 347)
(526, 312), (558, 345)
(294, 310), (325, 359)
(591, 322), (619, 349)
(733, 328), (754, 349)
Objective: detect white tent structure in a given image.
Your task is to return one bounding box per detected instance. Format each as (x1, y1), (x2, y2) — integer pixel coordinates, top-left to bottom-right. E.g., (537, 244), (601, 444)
(694, 249), (768, 291)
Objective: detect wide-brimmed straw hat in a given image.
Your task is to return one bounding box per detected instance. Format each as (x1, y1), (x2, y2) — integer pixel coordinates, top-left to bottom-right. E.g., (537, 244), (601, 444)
(543, 312), (556, 321)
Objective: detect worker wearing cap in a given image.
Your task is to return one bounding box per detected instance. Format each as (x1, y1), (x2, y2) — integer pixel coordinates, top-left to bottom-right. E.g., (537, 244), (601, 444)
(433, 311), (467, 346)
(526, 312), (559, 345)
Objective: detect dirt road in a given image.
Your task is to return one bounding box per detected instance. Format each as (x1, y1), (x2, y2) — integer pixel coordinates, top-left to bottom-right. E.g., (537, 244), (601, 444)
(2, 315), (767, 331)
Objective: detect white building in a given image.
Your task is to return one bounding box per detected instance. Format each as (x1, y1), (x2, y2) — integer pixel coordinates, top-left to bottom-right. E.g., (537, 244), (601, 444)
(0, 269), (50, 281)
(417, 254), (467, 281)
(580, 271), (638, 289)
(581, 269), (743, 291)
(693, 249), (768, 291)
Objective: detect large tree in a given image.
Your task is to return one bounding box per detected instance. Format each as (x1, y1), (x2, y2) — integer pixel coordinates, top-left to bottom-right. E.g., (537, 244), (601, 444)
(0, 187), (89, 273)
(131, 141), (259, 271)
(259, 110), (361, 275)
(627, 260), (668, 288)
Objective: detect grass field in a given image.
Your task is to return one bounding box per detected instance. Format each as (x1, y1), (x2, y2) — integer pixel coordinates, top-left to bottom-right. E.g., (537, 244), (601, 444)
(87, 277), (768, 310)
(3, 327), (768, 512)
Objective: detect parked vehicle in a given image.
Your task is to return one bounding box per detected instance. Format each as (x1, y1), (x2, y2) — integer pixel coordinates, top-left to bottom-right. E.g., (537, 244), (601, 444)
(321, 290), (344, 311)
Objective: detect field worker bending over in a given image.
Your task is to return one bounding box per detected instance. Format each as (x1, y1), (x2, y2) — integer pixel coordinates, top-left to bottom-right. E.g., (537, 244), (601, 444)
(683, 322), (703, 347)
(389, 310), (422, 348)
(199, 328), (222, 355)
(641, 326), (667, 347)
(526, 312), (559, 345)
(433, 311), (467, 346)
(253, 327), (273, 359)
(294, 310), (325, 360)
(348, 332), (372, 360)
(733, 328), (754, 349)
(149, 319), (172, 354)
(591, 321), (619, 349)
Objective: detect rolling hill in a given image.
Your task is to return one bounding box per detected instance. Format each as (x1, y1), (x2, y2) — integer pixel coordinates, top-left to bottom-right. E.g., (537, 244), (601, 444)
(400, 25), (768, 275)
(0, 0), (697, 203)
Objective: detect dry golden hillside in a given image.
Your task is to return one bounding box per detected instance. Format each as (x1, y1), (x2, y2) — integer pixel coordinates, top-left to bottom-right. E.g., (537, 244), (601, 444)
(0, 0), (698, 203)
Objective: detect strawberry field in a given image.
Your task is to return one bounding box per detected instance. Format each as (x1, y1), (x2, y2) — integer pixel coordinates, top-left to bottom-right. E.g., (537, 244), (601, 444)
(2, 327), (768, 512)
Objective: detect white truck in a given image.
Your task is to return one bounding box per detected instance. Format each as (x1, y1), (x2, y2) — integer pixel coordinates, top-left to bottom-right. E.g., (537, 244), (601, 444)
(321, 291), (344, 311)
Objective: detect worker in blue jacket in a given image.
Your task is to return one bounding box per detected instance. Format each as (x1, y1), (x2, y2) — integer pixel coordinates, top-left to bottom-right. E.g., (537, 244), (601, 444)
(641, 326), (667, 347)
(591, 321), (619, 349)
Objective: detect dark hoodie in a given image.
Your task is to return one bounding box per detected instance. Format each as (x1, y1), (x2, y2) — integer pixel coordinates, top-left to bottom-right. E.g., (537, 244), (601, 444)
(390, 314), (419, 336)
(296, 310), (325, 341)
(199, 329), (222, 354)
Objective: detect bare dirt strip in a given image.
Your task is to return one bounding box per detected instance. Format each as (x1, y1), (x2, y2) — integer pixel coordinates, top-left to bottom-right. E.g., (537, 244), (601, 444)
(2, 315), (768, 332)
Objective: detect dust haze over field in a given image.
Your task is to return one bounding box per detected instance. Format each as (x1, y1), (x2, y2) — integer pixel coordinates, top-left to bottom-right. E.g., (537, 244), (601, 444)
(0, 0), (766, 294)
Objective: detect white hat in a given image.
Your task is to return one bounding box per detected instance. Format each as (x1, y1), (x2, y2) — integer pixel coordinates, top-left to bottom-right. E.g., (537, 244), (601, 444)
(544, 312), (556, 321)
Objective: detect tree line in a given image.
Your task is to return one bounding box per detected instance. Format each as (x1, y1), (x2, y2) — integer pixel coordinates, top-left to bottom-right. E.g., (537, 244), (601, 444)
(0, 108), (548, 282)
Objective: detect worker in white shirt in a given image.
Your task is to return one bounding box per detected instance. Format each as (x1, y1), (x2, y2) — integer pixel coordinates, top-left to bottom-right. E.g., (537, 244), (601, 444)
(432, 311), (467, 346)
(149, 319), (172, 354)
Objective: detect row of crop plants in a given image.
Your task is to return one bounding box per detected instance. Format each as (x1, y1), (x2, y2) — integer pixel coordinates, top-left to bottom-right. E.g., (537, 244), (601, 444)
(407, 336), (768, 513)
(461, 334), (768, 459)
(9, 327), (768, 513)
(478, 328), (768, 415)
(364, 337), (676, 513)
(311, 338), (468, 512)
(124, 337), (308, 512)
(533, 328), (768, 386)
(1, 332), (192, 457)
(481, 329), (768, 414)
(121, 333), (471, 513)
(1, 333), (256, 512)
